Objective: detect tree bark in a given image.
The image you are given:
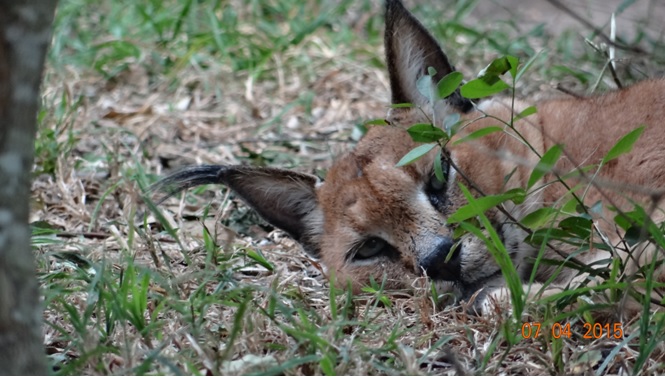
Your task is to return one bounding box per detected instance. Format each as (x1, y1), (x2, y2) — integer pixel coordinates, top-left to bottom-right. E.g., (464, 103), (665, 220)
(0, 0), (58, 374)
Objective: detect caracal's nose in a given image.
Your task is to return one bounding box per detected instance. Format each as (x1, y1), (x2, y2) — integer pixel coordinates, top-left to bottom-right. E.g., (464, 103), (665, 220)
(418, 237), (461, 281)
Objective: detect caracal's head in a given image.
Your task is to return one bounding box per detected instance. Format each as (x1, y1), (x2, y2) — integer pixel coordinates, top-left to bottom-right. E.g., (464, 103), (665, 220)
(157, 0), (531, 305)
(308, 0), (523, 298)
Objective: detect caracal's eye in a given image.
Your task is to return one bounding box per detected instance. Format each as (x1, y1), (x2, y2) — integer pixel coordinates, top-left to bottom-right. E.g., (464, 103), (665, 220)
(356, 238), (387, 259)
(350, 237), (399, 261)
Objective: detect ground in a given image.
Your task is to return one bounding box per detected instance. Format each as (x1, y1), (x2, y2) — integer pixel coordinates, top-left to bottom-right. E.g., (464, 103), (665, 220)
(34, 0), (665, 375)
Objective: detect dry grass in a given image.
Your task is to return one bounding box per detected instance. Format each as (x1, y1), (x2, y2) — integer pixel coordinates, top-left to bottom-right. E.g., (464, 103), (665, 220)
(34, 0), (665, 375)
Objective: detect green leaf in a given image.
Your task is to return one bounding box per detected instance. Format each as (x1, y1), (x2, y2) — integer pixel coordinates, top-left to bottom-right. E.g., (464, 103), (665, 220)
(559, 216), (593, 239)
(352, 124), (368, 141)
(527, 144), (563, 189)
(436, 71), (464, 99)
(520, 207), (559, 230)
(456, 184), (524, 317)
(506, 55), (519, 78)
(602, 126), (645, 164)
(479, 56), (515, 77)
(460, 56), (519, 99)
(529, 227), (572, 245)
(407, 123), (447, 143)
(623, 226), (644, 247)
(452, 126), (503, 146)
(561, 197), (581, 214)
(613, 211), (631, 231)
(516, 50), (544, 82)
(513, 106), (537, 122)
(612, 208), (663, 247)
(320, 354), (335, 376)
(364, 118), (388, 126)
(390, 103), (415, 109)
(416, 73), (433, 99)
(433, 149), (445, 182)
(245, 248), (274, 271)
(443, 113), (462, 136)
(506, 187), (527, 204)
(589, 200), (603, 215)
(447, 188), (524, 223)
(460, 77), (510, 99)
(396, 143), (436, 167)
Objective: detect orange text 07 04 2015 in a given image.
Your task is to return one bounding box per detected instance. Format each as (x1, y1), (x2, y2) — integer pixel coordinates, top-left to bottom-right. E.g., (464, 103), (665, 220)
(521, 322), (624, 340)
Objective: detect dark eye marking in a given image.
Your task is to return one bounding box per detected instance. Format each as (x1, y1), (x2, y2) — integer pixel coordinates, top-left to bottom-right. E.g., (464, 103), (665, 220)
(425, 152), (451, 211)
(347, 237), (399, 262)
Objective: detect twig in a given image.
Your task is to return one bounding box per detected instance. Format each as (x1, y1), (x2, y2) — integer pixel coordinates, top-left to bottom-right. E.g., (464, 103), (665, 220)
(555, 83), (583, 98)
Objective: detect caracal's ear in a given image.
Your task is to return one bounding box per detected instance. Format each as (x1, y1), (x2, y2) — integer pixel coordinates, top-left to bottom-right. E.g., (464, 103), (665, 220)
(152, 165), (324, 258)
(384, 0), (472, 111)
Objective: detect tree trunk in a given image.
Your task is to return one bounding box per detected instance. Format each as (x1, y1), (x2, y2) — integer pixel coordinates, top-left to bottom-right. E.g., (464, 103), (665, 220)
(0, 0), (58, 374)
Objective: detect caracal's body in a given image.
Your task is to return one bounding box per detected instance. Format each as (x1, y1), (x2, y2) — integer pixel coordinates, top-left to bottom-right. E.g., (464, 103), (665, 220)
(154, 0), (665, 316)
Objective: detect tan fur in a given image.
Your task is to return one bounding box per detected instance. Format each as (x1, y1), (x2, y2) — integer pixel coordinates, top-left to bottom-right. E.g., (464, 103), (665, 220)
(336, 84), (665, 314)
(155, 0), (665, 317)
(314, 81), (665, 300)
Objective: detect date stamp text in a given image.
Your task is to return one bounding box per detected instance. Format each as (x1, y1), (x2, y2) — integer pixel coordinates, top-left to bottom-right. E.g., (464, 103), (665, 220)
(521, 322), (623, 339)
